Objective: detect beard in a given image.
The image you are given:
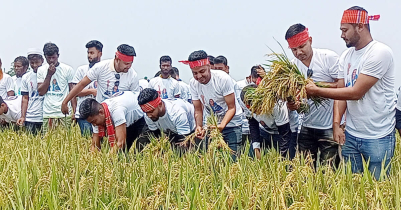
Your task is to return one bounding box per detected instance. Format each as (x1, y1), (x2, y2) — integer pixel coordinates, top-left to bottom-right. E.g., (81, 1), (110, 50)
(346, 33), (360, 48)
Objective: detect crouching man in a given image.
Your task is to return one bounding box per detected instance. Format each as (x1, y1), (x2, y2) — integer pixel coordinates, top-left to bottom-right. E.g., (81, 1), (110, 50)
(138, 88), (195, 150)
(79, 91), (148, 153)
(0, 96), (22, 125)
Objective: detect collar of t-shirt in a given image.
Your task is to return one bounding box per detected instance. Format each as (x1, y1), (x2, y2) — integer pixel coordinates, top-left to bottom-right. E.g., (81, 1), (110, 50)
(109, 59), (116, 72)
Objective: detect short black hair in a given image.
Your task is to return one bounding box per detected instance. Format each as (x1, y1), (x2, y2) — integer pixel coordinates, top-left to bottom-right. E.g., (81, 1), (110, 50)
(138, 88), (159, 105)
(160, 55), (172, 65)
(117, 44), (136, 56)
(14, 56), (29, 67)
(207, 55), (215, 65)
(43, 43), (59, 56)
(27, 54), (43, 60)
(251, 65), (263, 78)
(285, 24), (306, 40)
(240, 84), (258, 104)
(154, 71), (161, 77)
(79, 98), (101, 119)
(172, 67), (179, 76)
(347, 6), (370, 31)
(86, 40), (103, 52)
(170, 67), (178, 79)
(188, 50), (208, 62)
(213, 55), (228, 66)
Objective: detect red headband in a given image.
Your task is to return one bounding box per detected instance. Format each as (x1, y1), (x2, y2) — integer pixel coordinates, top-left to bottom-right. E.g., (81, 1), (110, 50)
(341, 10), (380, 24)
(287, 28), (310, 49)
(179, 58), (209, 68)
(140, 97), (161, 113)
(115, 51), (134, 62)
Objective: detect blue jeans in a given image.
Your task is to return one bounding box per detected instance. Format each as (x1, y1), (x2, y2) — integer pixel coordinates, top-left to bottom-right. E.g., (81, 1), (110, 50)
(342, 130), (395, 180)
(25, 121), (42, 135)
(76, 118), (93, 137)
(222, 126), (242, 159)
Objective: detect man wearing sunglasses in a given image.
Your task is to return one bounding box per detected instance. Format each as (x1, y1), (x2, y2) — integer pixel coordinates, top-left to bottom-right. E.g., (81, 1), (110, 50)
(61, 44), (140, 115)
(285, 23), (340, 167)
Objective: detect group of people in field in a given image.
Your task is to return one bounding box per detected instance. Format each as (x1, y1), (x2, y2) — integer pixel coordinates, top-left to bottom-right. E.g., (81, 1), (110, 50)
(0, 6), (398, 180)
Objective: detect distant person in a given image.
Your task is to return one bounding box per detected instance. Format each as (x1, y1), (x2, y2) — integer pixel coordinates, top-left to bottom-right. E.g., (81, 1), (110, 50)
(0, 58), (15, 98)
(37, 43), (76, 133)
(79, 91), (147, 152)
(12, 56), (29, 96)
(170, 67), (192, 103)
(16, 48), (45, 134)
(139, 77), (149, 91)
(62, 44), (140, 115)
(72, 40), (103, 136)
(207, 55), (215, 70)
(148, 56), (180, 99)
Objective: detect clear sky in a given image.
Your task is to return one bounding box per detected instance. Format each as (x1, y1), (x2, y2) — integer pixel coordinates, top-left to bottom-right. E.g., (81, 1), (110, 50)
(1, 0), (399, 88)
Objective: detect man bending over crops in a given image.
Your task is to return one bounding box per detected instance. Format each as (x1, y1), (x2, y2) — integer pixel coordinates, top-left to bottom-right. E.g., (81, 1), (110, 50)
(80, 91), (148, 153)
(16, 49), (45, 135)
(148, 56), (181, 99)
(241, 84), (291, 159)
(37, 43), (76, 133)
(180, 50), (243, 155)
(306, 6), (395, 180)
(285, 23), (340, 166)
(138, 88), (195, 149)
(61, 44), (140, 112)
(0, 96), (22, 125)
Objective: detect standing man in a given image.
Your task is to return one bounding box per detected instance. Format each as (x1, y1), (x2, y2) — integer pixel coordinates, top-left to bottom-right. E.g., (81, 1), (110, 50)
(16, 49), (45, 134)
(181, 50), (243, 156)
(148, 56), (180, 99)
(12, 56), (29, 96)
(79, 91), (147, 153)
(37, 43), (76, 133)
(285, 23), (340, 166)
(0, 58), (15, 98)
(306, 6), (395, 179)
(61, 44), (140, 111)
(170, 67), (192, 103)
(139, 77), (149, 91)
(72, 40), (103, 136)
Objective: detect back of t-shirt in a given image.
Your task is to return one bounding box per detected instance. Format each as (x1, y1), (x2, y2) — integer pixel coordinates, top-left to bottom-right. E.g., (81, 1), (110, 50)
(0, 95), (22, 123)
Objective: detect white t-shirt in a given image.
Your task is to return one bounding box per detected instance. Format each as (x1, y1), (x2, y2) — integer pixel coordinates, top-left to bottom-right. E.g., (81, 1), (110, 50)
(145, 98), (195, 135)
(288, 110), (299, 133)
(252, 102), (289, 135)
(148, 77), (181, 99)
(292, 48), (339, 129)
(12, 76), (23, 96)
(236, 78), (253, 90)
(72, 64), (96, 118)
(37, 63), (75, 118)
(0, 96), (21, 123)
(234, 79), (250, 134)
(190, 70), (243, 127)
(338, 40), (396, 139)
(177, 80), (191, 103)
(139, 79), (149, 91)
(0, 74), (14, 99)
(86, 59), (140, 102)
(21, 71), (44, 122)
(397, 87), (401, 111)
(93, 91), (144, 133)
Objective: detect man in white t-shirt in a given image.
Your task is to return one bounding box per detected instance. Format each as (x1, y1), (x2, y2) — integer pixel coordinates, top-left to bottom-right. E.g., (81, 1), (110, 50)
(180, 50), (243, 156)
(37, 43), (76, 133)
(79, 91), (147, 153)
(0, 96), (21, 124)
(170, 67), (192, 103)
(62, 44), (140, 113)
(12, 56), (29, 96)
(139, 77), (149, 91)
(241, 84), (291, 159)
(236, 65), (260, 90)
(138, 88), (195, 149)
(285, 23), (340, 166)
(0, 58), (15, 99)
(72, 40), (103, 137)
(16, 49), (45, 135)
(148, 56), (180, 99)
(306, 6), (395, 180)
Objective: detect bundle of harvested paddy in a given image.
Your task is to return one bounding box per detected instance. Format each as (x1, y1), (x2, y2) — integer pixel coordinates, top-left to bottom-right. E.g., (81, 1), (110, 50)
(245, 49), (327, 115)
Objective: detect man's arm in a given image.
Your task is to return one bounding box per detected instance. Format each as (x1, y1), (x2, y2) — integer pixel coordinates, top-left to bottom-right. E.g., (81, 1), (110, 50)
(91, 133), (101, 151)
(114, 123), (127, 150)
(69, 83), (77, 118)
(332, 79), (346, 144)
(306, 74), (378, 100)
(17, 94), (29, 126)
(219, 93), (236, 131)
(38, 64), (56, 96)
(61, 76), (92, 114)
(193, 100), (205, 138)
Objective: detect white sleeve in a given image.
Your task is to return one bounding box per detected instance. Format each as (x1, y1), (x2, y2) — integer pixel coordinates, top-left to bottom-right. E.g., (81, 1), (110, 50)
(144, 116), (158, 131)
(273, 102), (289, 126)
(37, 67), (45, 83)
(174, 81), (181, 96)
(21, 76), (28, 93)
(111, 107), (127, 127)
(86, 66), (98, 81)
(189, 80), (199, 101)
(72, 67), (84, 84)
(92, 125), (99, 134)
(175, 111), (191, 135)
(326, 51), (340, 79)
(360, 46), (393, 79)
(221, 75), (235, 96)
(129, 71), (140, 93)
(252, 142), (261, 149)
(5, 76), (14, 92)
